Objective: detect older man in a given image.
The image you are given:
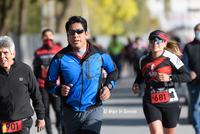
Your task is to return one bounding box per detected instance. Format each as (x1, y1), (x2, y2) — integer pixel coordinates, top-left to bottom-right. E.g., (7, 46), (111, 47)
(0, 36), (45, 134)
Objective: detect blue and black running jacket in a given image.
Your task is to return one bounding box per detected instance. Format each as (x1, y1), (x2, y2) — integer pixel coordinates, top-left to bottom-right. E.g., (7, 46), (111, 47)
(45, 42), (118, 112)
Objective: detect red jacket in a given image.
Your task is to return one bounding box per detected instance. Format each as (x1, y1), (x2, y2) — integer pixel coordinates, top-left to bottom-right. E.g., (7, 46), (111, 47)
(33, 43), (62, 88)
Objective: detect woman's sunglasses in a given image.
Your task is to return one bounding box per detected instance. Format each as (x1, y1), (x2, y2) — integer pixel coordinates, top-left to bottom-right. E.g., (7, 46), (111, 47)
(149, 37), (164, 44)
(67, 29), (85, 35)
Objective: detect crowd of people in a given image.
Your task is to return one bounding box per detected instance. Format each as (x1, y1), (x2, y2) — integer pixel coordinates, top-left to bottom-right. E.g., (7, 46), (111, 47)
(0, 15), (199, 134)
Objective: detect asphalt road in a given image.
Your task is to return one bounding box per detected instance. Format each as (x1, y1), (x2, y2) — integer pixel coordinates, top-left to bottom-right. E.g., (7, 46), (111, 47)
(100, 77), (195, 134)
(30, 65), (196, 134)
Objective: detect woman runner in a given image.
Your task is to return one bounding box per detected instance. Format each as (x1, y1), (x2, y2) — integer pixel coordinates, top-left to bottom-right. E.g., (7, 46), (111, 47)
(132, 30), (192, 134)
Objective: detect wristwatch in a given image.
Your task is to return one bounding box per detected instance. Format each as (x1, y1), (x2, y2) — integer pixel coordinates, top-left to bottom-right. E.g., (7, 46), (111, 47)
(106, 83), (113, 90)
(38, 117), (45, 120)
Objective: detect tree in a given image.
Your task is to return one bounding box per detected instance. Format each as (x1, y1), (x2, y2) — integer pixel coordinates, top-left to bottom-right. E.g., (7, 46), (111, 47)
(0, 0), (16, 35)
(87, 0), (138, 36)
(24, 0), (41, 34)
(0, 0), (162, 36)
(55, 0), (70, 32)
(18, 0), (26, 35)
(0, 0), (41, 35)
(124, 0), (160, 35)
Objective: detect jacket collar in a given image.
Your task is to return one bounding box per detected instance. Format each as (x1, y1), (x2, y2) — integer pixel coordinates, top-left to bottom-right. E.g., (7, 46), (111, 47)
(0, 58), (17, 73)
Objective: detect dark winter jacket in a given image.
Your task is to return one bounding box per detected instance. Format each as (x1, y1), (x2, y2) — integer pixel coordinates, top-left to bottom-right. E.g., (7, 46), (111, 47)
(182, 38), (200, 85)
(0, 59), (45, 121)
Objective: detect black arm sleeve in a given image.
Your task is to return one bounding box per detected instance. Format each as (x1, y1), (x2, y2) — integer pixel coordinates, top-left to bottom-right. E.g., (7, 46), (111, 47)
(33, 52), (41, 79)
(172, 65), (192, 83)
(134, 70), (144, 85)
(28, 66), (45, 119)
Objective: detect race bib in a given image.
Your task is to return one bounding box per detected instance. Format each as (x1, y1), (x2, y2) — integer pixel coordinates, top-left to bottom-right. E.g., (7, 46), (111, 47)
(168, 88), (179, 103)
(150, 88), (179, 104)
(2, 121), (22, 133)
(151, 91), (170, 103)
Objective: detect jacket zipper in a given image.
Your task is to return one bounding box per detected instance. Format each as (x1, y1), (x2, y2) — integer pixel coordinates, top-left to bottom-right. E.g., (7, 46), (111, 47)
(7, 71), (12, 119)
(79, 64), (84, 111)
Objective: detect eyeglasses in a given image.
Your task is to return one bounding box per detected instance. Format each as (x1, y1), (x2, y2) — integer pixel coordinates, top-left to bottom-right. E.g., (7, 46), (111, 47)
(149, 37), (164, 44)
(67, 29), (85, 35)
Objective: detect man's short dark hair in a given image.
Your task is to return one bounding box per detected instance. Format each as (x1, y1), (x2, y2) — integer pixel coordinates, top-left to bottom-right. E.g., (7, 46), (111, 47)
(42, 29), (54, 36)
(65, 16), (87, 33)
(194, 23), (200, 32)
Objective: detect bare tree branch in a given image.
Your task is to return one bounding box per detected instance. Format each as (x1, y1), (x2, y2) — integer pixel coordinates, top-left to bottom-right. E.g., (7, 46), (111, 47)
(18, 0), (26, 34)
(55, 0), (70, 32)
(0, 0), (16, 35)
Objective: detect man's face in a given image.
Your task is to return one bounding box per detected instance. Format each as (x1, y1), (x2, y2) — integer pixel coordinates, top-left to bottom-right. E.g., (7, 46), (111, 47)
(41, 31), (54, 40)
(195, 25), (200, 41)
(196, 25), (200, 32)
(67, 23), (89, 51)
(0, 47), (15, 71)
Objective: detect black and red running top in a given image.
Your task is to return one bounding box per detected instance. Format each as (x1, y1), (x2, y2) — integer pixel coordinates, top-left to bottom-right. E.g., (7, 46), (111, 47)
(33, 44), (62, 88)
(134, 50), (191, 104)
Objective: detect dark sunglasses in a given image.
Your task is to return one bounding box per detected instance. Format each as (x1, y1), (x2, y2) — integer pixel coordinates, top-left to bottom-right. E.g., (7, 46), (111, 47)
(149, 37), (164, 44)
(67, 29), (85, 35)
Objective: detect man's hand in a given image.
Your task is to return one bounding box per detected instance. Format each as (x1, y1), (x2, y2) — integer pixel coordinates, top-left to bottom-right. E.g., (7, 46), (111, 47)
(100, 86), (111, 101)
(190, 71), (197, 80)
(61, 84), (73, 96)
(156, 73), (170, 82)
(132, 83), (139, 94)
(35, 119), (45, 132)
(52, 94), (58, 97)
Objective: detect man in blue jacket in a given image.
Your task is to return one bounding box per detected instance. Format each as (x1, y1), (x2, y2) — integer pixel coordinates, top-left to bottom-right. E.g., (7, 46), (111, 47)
(45, 16), (118, 134)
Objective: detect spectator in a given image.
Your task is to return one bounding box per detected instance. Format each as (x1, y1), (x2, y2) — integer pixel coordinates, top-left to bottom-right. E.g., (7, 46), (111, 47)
(131, 37), (148, 97)
(131, 37), (148, 76)
(124, 37), (134, 76)
(108, 34), (124, 79)
(90, 37), (103, 48)
(182, 23), (200, 134)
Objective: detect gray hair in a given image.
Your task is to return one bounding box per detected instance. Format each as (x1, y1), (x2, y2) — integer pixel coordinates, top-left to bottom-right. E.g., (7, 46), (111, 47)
(0, 36), (15, 54)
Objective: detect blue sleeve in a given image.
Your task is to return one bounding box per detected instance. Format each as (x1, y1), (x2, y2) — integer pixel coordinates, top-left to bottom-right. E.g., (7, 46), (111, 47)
(45, 58), (61, 95)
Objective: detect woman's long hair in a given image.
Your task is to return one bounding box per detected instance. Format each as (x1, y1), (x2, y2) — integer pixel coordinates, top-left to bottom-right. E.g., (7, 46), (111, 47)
(165, 40), (182, 56)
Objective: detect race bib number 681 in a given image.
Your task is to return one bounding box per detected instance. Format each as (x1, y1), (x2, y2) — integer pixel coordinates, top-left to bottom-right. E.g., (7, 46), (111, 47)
(151, 91), (170, 103)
